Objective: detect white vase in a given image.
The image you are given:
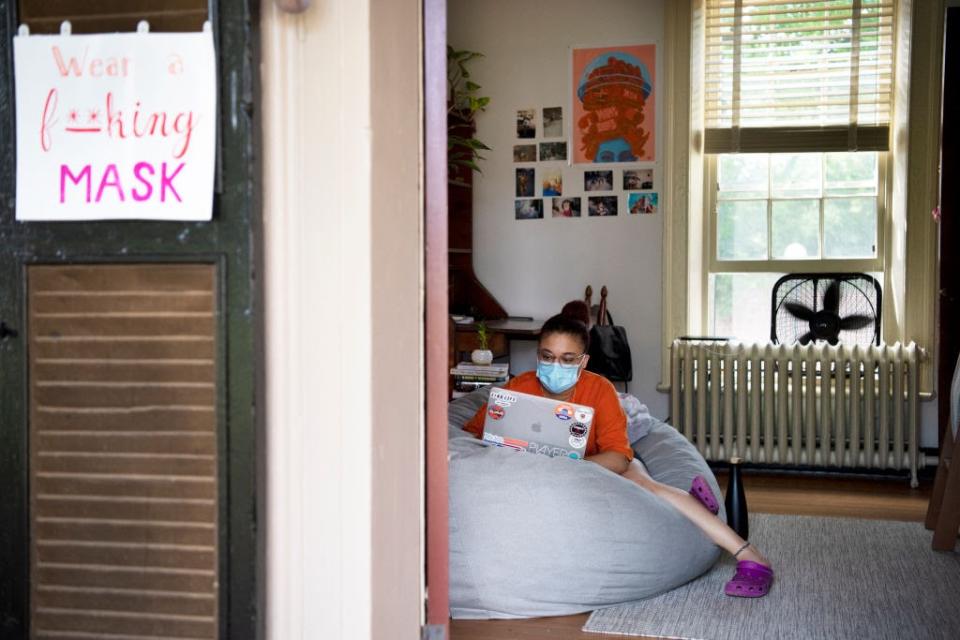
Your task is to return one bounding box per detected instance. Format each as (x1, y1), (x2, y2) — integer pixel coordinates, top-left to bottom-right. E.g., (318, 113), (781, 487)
(471, 349), (493, 365)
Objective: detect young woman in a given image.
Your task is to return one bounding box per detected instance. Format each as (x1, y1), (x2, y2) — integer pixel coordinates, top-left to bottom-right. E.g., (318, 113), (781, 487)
(463, 305), (774, 598)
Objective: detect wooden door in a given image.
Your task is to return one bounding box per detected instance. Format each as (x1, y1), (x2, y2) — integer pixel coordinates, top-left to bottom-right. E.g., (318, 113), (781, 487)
(939, 8), (960, 444)
(0, 2), (259, 638)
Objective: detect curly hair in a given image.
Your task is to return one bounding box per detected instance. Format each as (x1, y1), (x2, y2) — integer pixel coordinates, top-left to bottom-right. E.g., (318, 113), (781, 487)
(541, 301), (591, 352)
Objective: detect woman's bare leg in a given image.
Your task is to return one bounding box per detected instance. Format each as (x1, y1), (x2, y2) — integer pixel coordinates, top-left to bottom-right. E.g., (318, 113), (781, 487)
(623, 459), (769, 566)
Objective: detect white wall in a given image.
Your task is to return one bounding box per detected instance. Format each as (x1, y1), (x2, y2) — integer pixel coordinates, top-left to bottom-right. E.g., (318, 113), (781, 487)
(449, 0), (669, 418)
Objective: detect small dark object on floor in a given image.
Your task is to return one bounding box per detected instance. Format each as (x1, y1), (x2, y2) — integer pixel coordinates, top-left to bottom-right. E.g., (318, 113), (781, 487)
(725, 457), (749, 540)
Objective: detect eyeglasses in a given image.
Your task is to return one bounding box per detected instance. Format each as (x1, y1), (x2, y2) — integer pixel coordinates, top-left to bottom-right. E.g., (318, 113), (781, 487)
(537, 350), (585, 368)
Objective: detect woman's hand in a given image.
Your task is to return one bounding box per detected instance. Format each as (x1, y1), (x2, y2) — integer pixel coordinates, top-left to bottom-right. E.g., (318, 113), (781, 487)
(584, 451), (631, 475)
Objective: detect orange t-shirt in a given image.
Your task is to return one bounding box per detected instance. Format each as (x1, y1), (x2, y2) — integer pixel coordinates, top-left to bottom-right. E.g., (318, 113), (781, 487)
(464, 370), (633, 461)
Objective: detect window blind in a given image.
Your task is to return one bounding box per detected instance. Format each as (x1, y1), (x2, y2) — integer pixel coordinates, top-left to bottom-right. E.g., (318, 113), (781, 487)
(704, 0), (896, 153)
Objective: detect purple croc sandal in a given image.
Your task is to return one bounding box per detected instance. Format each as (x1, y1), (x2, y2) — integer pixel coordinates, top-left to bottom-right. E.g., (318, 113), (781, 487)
(724, 560), (774, 598)
(689, 475), (720, 514)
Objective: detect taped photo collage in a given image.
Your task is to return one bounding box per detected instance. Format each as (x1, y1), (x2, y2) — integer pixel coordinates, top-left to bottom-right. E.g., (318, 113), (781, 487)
(513, 105), (657, 220)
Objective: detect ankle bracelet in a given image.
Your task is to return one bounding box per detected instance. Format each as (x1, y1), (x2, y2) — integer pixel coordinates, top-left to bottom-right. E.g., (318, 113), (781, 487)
(733, 541), (750, 558)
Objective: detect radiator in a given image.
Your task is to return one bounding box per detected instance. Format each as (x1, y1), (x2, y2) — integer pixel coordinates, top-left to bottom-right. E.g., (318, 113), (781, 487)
(670, 340), (923, 487)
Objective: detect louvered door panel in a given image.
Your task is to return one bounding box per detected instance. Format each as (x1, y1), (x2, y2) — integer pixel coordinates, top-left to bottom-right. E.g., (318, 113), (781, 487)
(28, 264), (218, 640)
(17, 0), (208, 34)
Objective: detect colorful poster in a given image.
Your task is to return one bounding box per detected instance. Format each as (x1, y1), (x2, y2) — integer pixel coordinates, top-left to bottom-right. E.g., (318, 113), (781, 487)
(571, 44), (655, 164)
(14, 28), (217, 221)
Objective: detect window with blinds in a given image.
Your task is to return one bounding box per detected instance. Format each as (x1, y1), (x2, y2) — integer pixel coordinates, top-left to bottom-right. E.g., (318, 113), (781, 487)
(704, 0), (896, 153)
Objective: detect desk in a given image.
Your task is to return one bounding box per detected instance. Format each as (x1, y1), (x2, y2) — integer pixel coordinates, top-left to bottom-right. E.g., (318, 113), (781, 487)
(449, 319), (544, 398)
(452, 318), (543, 360)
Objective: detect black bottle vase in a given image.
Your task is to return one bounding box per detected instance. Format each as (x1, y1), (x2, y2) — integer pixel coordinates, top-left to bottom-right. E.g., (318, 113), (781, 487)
(725, 456), (749, 540)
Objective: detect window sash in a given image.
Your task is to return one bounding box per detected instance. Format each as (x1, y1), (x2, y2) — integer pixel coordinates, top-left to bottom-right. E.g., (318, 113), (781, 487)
(704, 153), (885, 283)
(704, 0), (896, 154)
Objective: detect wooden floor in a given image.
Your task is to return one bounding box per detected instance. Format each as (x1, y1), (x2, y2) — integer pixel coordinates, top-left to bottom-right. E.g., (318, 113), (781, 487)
(449, 470), (935, 640)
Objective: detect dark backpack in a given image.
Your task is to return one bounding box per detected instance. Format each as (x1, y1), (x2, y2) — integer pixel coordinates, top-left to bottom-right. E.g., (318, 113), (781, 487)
(585, 287), (633, 384)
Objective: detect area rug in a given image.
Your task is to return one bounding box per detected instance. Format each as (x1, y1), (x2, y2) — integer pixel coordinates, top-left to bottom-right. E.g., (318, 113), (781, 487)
(583, 513), (960, 639)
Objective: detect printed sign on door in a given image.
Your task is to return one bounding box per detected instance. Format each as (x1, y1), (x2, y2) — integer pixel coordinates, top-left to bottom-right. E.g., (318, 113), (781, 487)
(14, 27), (217, 221)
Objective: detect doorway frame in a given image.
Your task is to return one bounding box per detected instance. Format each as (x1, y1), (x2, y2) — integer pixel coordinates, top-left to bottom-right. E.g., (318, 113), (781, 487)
(424, 0), (450, 632)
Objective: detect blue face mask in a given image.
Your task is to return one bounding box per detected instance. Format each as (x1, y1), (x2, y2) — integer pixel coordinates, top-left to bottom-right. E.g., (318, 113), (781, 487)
(536, 361), (581, 394)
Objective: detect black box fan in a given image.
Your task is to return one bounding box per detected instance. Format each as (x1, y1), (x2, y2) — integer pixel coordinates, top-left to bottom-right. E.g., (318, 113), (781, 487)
(771, 273), (881, 346)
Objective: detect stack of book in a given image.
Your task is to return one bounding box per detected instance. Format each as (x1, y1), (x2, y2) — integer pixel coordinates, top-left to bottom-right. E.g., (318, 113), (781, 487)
(450, 362), (509, 398)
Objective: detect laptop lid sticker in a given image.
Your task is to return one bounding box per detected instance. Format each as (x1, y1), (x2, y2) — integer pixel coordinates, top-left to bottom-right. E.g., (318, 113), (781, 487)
(570, 422), (588, 438)
(488, 405), (506, 420)
(490, 388), (518, 407)
(554, 404), (574, 420)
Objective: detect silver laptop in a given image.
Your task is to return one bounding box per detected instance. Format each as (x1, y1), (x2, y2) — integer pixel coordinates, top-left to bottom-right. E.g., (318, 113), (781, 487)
(482, 387), (595, 459)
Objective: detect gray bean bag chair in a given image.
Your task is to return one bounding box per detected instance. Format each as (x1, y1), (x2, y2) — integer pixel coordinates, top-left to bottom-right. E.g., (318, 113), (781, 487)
(448, 387), (723, 619)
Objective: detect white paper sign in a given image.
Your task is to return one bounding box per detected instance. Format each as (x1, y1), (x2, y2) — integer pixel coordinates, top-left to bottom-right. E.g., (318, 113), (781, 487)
(14, 29), (216, 221)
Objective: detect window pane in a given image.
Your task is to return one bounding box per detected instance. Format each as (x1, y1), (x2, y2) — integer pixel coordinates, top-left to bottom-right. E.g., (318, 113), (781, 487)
(771, 154), (821, 198)
(718, 154), (768, 199)
(712, 273), (783, 342)
(825, 152), (877, 197)
(772, 200), (819, 258)
(717, 200), (767, 260)
(824, 197), (877, 258)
